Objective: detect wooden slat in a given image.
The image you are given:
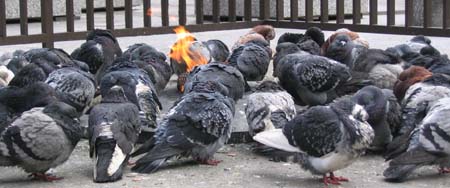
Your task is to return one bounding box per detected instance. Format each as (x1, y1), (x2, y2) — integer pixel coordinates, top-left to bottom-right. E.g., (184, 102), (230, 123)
(260, 0), (270, 20)
(125, 0), (133, 28)
(336, 0), (344, 24)
(228, 0), (236, 22)
(66, 0), (74, 32)
(276, 0), (284, 21)
(444, 0), (450, 29)
(305, 0), (313, 23)
(423, 0), (432, 28)
(353, 0), (361, 24)
(105, 0), (114, 30)
(369, 0), (378, 25)
(86, 0), (94, 31)
(290, 0), (298, 22)
(244, 0), (252, 21)
(320, 0), (329, 23)
(143, 0), (151, 27)
(0, 0), (5, 37)
(41, 0), (54, 48)
(179, 0), (187, 25)
(195, 0), (204, 24)
(387, 0), (395, 26)
(405, 0), (413, 27)
(212, 0), (220, 23)
(20, 0), (29, 35)
(161, 0), (169, 26)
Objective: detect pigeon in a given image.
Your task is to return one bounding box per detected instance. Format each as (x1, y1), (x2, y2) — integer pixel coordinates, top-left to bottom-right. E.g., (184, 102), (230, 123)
(4, 50), (28, 74)
(382, 89), (402, 138)
(253, 97), (374, 186)
(0, 102), (82, 181)
(245, 81), (297, 161)
(104, 57), (162, 129)
(277, 53), (352, 106)
(393, 66), (432, 101)
(276, 27), (324, 56)
(45, 65), (96, 114)
(203, 39), (230, 62)
(123, 43), (173, 93)
(7, 63), (47, 88)
(405, 35), (432, 53)
(351, 86), (392, 151)
(272, 42), (305, 77)
(71, 29), (122, 82)
(131, 81), (235, 173)
(398, 74), (450, 135)
(231, 25), (275, 50)
(88, 81), (140, 183)
(350, 48), (404, 90)
(184, 63), (245, 101)
(323, 33), (356, 69)
(227, 40), (271, 88)
(245, 81), (296, 136)
(250, 25), (276, 42)
(384, 97), (450, 182)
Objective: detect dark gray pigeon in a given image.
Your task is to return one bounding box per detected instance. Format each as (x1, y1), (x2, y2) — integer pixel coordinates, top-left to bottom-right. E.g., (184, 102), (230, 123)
(253, 98), (374, 186)
(351, 86), (391, 151)
(88, 81), (140, 183)
(46, 66), (96, 114)
(227, 40), (271, 89)
(131, 81), (235, 173)
(324, 33), (356, 69)
(0, 102), (82, 181)
(245, 81), (297, 161)
(272, 42), (307, 77)
(123, 43), (173, 93)
(277, 53), (351, 106)
(203, 39), (230, 62)
(184, 63), (245, 101)
(8, 63), (47, 88)
(384, 97), (450, 182)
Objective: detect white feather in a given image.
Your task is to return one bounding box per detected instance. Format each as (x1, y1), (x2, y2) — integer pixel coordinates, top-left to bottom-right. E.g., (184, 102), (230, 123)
(309, 152), (354, 173)
(107, 144), (126, 176)
(253, 129), (301, 153)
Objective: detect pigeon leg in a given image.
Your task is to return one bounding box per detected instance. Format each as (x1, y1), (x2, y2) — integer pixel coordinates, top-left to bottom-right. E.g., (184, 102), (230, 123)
(438, 167), (450, 174)
(329, 172), (349, 182)
(197, 158), (222, 166)
(31, 173), (64, 182)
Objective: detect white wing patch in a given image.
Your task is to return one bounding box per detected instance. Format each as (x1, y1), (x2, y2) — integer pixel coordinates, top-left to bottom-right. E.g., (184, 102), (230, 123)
(253, 129), (301, 153)
(107, 144), (126, 176)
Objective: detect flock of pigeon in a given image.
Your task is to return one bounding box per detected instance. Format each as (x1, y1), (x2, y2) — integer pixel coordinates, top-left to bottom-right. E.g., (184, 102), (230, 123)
(0, 24), (449, 186)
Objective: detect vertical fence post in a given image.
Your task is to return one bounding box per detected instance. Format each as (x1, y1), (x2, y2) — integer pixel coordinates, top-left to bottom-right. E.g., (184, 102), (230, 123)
(212, 0), (220, 23)
(353, 0), (361, 24)
(195, 0), (203, 24)
(320, 0), (328, 23)
(105, 0), (114, 30)
(369, 0), (378, 25)
(86, 0), (94, 31)
(0, 0), (5, 38)
(228, 0), (236, 22)
(20, 0), (29, 35)
(143, 0), (151, 27)
(276, 0), (284, 21)
(405, 0), (413, 27)
(41, 0), (54, 48)
(125, 0), (133, 28)
(444, 0), (450, 29)
(336, 0), (344, 23)
(179, 0), (187, 25)
(290, 0), (298, 22)
(423, 0), (432, 28)
(260, 0), (270, 20)
(244, 0), (252, 21)
(387, 0), (395, 26)
(66, 0), (74, 32)
(161, 0), (169, 26)
(305, 0), (313, 23)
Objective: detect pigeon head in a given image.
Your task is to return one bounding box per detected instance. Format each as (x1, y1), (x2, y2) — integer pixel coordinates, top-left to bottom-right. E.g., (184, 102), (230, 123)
(8, 63), (47, 88)
(251, 25), (275, 41)
(255, 80), (284, 92)
(394, 66), (432, 100)
(325, 33), (355, 67)
(87, 29), (118, 44)
(0, 82), (57, 113)
(305, 27), (325, 47)
(276, 42), (301, 53)
(333, 98), (369, 122)
(100, 71), (140, 107)
(420, 46), (440, 57)
(351, 86), (387, 123)
(6, 54), (29, 74)
(410, 35), (431, 45)
(186, 80), (229, 96)
(297, 37), (321, 55)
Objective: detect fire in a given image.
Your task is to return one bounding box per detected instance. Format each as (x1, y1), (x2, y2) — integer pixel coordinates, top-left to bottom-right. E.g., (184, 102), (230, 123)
(169, 26), (208, 73)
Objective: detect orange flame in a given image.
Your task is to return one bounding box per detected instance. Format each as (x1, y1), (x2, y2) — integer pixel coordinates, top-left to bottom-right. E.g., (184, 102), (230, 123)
(169, 26), (208, 73)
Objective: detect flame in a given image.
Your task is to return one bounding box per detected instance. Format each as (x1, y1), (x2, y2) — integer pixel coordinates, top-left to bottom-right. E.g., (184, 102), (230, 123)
(169, 26), (208, 73)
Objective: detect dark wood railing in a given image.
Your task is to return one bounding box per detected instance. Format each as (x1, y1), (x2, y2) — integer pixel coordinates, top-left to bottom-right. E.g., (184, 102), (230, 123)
(0, 0), (449, 48)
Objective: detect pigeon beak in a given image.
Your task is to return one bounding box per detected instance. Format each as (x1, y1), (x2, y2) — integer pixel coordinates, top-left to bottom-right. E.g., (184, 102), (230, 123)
(340, 41), (347, 46)
(111, 85), (123, 90)
(73, 118), (80, 124)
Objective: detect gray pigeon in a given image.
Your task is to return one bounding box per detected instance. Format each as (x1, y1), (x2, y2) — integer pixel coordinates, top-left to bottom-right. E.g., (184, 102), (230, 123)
(88, 80), (140, 183)
(184, 63), (245, 101)
(277, 53), (351, 106)
(203, 39), (230, 62)
(351, 86), (392, 151)
(324, 33), (356, 69)
(381, 89), (402, 138)
(272, 42), (306, 77)
(131, 81), (235, 173)
(0, 102), (82, 181)
(384, 97), (450, 182)
(46, 66), (96, 114)
(253, 98), (374, 186)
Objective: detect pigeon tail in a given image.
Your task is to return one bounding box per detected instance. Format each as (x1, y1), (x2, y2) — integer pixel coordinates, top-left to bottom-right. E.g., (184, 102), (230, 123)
(253, 129), (301, 153)
(131, 158), (167, 174)
(93, 139), (127, 183)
